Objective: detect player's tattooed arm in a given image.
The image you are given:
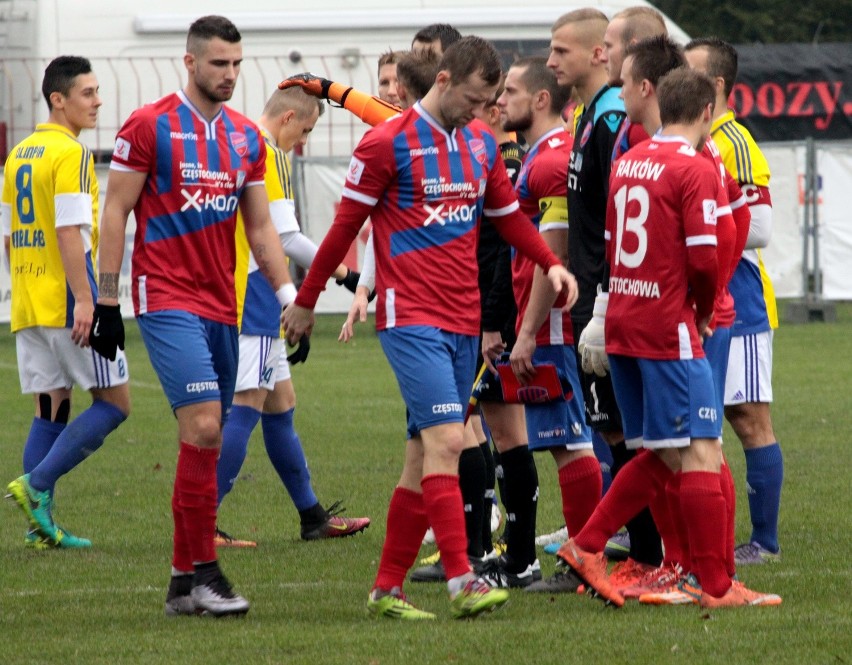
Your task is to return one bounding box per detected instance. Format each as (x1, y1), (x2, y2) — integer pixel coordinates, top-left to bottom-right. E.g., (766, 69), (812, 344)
(99, 272), (120, 300)
(252, 242), (277, 282)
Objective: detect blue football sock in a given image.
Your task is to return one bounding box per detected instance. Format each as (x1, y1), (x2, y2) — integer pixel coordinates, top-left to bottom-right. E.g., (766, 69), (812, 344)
(591, 431), (614, 495)
(28, 401), (126, 493)
(217, 404), (262, 506)
(23, 418), (66, 492)
(261, 409), (317, 511)
(745, 442), (784, 552)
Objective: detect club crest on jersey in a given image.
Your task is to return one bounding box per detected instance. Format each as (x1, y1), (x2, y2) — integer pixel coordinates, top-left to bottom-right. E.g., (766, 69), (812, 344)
(230, 132), (248, 157)
(469, 138), (487, 165)
(579, 122), (593, 148)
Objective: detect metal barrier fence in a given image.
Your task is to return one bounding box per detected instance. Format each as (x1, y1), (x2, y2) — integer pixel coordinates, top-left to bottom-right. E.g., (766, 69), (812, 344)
(0, 54), (384, 160)
(1, 46), (850, 321)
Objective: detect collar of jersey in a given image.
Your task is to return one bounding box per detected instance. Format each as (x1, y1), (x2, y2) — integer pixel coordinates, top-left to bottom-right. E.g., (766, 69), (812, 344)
(527, 125), (566, 155)
(652, 134), (694, 148)
(34, 123), (77, 139)
(413, 101), (460, 151)
(257, 126), (282, 153)
(176, 89), (223, 130)
(710, 109), (736, 136)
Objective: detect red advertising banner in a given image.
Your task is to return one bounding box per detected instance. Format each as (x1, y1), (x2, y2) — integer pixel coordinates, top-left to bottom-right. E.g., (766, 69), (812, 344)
(730, 43), (852, 141)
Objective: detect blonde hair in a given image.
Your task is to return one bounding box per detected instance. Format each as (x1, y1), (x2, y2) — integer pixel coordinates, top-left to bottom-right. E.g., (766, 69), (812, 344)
(551, 8), (609, 46)
(262, 86), (324, 120)
(612, 6), (668, 44)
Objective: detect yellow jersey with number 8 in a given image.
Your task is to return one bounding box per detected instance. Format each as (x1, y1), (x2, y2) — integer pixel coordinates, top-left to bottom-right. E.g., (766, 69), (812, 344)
(1, 123), (98, 332)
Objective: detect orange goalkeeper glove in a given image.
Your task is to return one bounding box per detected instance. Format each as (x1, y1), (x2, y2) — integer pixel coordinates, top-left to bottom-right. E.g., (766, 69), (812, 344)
(278, 73), (333, 99)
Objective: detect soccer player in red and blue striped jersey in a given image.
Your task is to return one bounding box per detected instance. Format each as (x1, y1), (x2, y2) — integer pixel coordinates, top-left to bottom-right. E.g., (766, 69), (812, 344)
(284, 36), (579, 620)
(93, 15), (294, 618)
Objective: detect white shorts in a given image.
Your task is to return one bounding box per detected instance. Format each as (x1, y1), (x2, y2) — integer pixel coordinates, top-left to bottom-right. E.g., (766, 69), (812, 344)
(234, 335), (290, 392)
(16, 326), (129, 394)
(724, 330), (773, 405)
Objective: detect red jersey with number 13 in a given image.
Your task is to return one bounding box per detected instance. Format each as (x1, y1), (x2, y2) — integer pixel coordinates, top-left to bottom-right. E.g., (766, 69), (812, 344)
(605, 136), (719, 360)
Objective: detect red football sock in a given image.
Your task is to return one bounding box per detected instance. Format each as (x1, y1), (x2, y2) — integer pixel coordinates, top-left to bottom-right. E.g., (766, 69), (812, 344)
(666, 472), (691, 571)
(171, 477), (192, 572)
(373, 487), (428, 591)
(719, 458), (737, 577)
(421, 474), (471, 580)
(558, 455), (602, 536)
(649, 474), (680, 568)
(680, 470), (731, 598)
(574, 450), (672, 553)
(175, 441), (219, 565)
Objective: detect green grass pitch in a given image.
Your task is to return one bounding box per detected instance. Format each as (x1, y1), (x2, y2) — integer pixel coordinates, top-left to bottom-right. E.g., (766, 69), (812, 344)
(1, 304), (850, 664)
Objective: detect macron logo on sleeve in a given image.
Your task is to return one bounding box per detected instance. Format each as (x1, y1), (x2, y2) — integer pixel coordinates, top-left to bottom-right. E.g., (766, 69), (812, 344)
(703, 199), (718, 226)
(347, 157), (366, 185)
(113, 138), (131, 161)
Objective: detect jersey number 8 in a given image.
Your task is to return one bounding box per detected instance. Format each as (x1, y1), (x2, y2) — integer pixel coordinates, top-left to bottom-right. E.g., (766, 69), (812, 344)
(15, 165), (35, 224)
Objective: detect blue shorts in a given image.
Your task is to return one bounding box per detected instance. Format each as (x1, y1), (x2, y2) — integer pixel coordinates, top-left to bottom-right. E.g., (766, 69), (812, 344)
(609, 354), (722, 450)
(379, 325), (477, 439)
(703, 324), (732, 415)
(137, 310), (238, 417)
(524, 345), (592, 452)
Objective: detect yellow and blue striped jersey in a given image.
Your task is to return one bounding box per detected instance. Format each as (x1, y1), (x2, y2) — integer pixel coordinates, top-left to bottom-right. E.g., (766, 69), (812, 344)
(710, 110), (778, 332)
(235, 130), (297, 336)
(1, 123), (97, 332)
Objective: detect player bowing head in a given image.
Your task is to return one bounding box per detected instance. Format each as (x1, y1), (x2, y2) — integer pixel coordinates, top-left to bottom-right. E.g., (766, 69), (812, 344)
(262, 86), (323, 151)
(427, 36), (503, 129)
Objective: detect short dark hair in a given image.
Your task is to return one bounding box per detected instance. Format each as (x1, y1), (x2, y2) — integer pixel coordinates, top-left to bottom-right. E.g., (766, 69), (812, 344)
(658, 68), (715, 127)
(439, 36), (502, 87)
(396, 50), (440, 100)
(187, 15), (241, 55)
(685, 37), (738, 97)
(412, 23), (462, 52)
(625, 35), (685, 88)
(42, 56), (93, 110)
(512, 56), (573, 116)
(486, 74), (506, 108)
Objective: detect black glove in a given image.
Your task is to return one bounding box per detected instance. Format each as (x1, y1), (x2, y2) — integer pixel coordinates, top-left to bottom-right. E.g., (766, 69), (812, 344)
(336, 269), (361, 294)
(287, 334), (311, 364)
(89, 304), (125, 361)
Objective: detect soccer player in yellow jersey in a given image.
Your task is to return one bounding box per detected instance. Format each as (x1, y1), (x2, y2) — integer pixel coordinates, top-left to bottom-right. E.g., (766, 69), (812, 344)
(3, 56), (130, 549)
(214, 86), (369, 548)
(685, 37), (784, 565)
